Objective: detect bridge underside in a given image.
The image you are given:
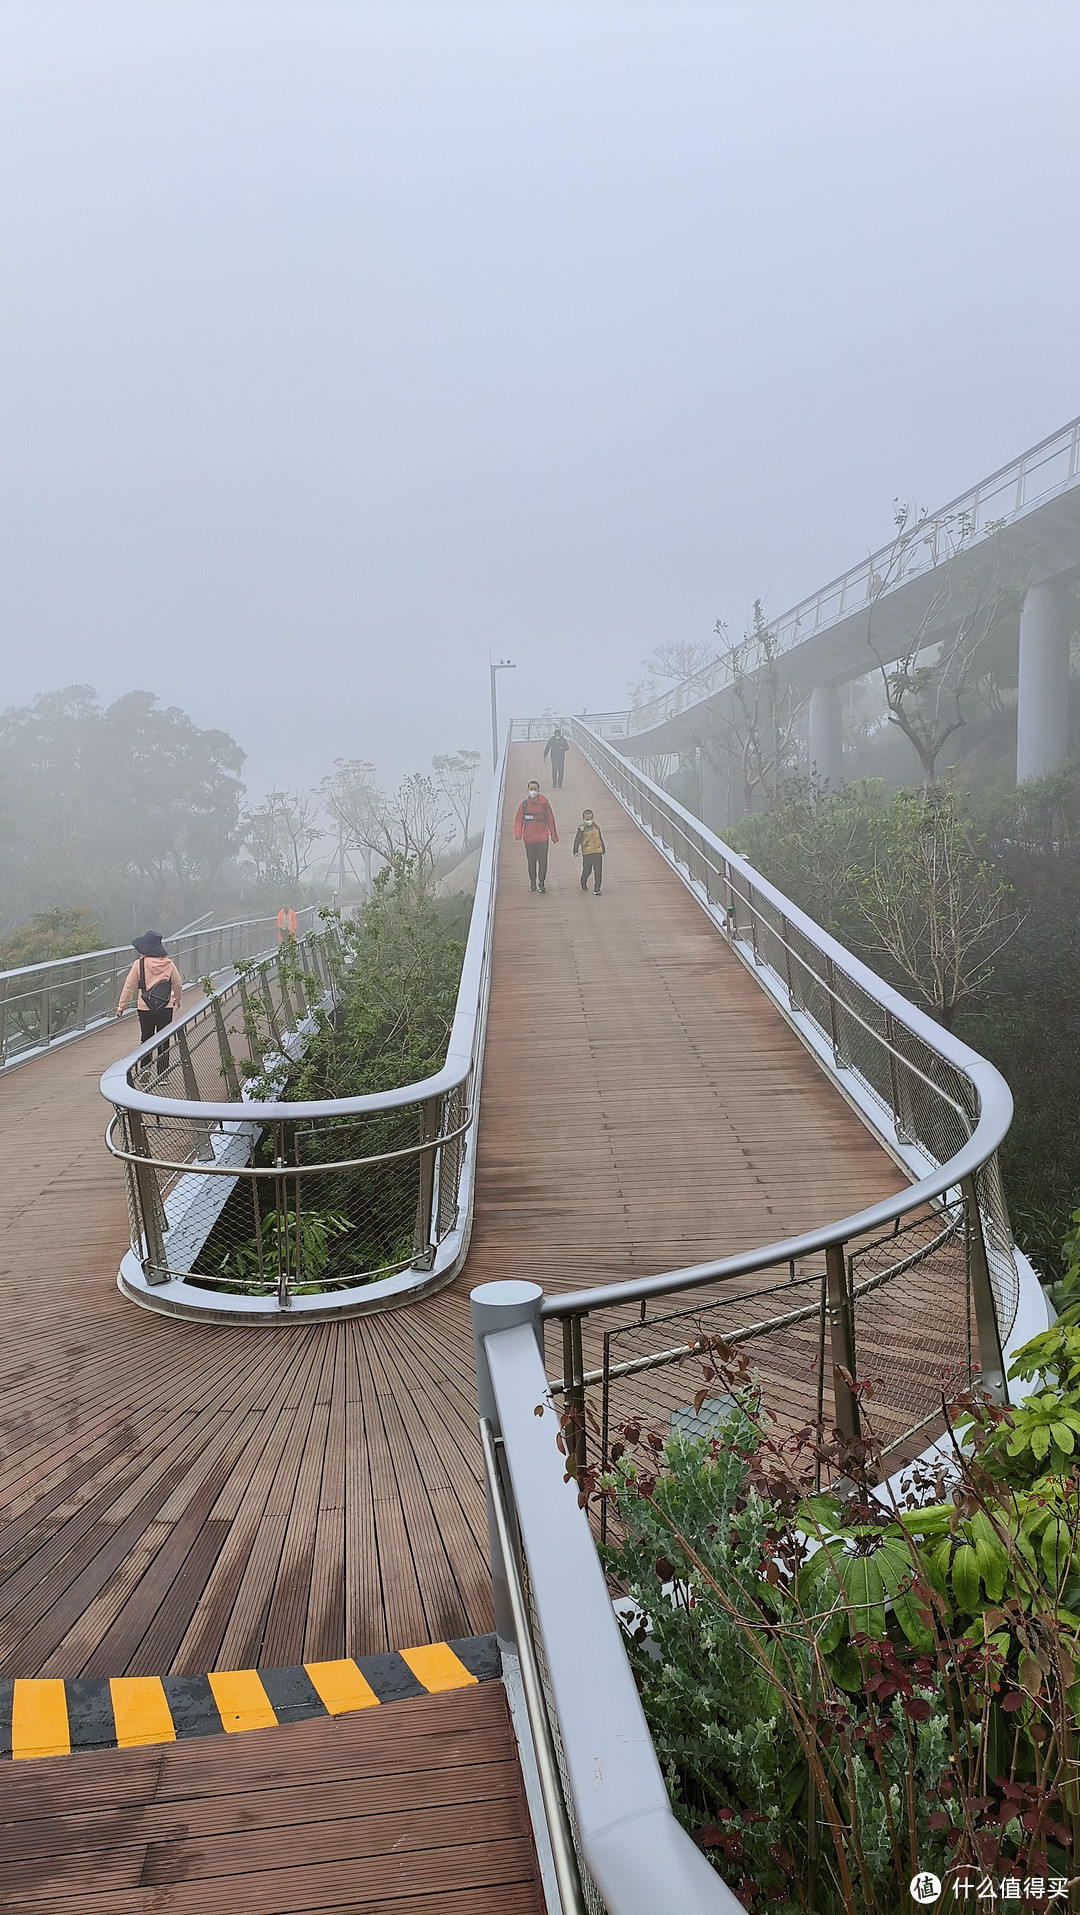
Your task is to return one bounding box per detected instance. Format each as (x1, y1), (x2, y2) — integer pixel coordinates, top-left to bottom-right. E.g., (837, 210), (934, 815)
(0, 744), (906, 1681)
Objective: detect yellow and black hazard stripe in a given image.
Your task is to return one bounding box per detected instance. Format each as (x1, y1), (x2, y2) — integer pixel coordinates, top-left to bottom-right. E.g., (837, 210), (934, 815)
(0, 1633), (499, 1761)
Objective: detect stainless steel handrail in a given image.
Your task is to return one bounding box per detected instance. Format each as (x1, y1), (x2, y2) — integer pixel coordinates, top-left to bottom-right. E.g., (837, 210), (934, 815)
(552, 723), (1019, 1395)
(473, 1286), (741, 1914)
(100, 736), (511, 1309)
(0, 909), (319, 1070)
(479, 1416), (590, 1915)
(100, 749), (508, 1124)
(624, 411), (1080, 737)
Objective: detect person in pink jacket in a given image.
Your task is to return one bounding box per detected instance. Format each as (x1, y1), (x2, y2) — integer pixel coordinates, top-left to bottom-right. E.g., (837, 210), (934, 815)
(116, 931), (184, 1072)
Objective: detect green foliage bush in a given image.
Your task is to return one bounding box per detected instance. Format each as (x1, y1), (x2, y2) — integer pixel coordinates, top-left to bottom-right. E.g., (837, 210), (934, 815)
(0, 906), (104, 969)
(195, 864), (470, 1295)
(600, 1279), (1080, 1911)
(731, 769), (1080, 1281)
(288, 861), (469, 1102)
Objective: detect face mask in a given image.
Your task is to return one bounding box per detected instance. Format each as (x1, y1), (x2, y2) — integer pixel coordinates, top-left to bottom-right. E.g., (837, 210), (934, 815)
(528, 789), (539, 798)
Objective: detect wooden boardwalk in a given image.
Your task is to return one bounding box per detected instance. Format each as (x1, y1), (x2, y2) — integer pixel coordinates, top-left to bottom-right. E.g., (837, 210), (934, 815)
(0, 1679), (543, 1914)
(0, 742), (905, 1687)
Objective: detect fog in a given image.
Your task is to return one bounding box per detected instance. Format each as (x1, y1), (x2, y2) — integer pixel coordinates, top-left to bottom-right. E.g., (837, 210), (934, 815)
(2, 0), (1078, 804)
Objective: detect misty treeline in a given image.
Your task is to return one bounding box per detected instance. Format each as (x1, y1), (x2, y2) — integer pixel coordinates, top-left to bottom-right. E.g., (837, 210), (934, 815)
(0, 684), (482, 960)
(632, 509), (1080, 1281)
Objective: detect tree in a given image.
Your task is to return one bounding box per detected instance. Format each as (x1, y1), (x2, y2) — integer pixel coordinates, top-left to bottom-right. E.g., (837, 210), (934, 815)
(865, 504), (1025, 784)
(320, 759), (449, 889)
(432, 749), (482, 848)
(94, 691), (245, 922)
(0, 685), (244, 935)
(705, 600), (806, 816)
(322, 759), (387, 861)
(732, 777), (887, 944)
(855, 784), (1020, 1029)
(388, 773), (450, 885)
(0, 907), (104, 968)
(243, 789), (322, 890)
(628, 637), (719, 712)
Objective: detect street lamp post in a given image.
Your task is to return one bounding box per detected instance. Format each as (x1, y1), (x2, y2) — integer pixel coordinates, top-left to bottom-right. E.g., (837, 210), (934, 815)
(490, 656), (516, 770)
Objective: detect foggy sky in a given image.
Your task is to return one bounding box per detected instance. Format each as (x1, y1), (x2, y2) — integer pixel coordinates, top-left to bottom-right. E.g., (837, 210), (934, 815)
(2, 1), (1078, 806)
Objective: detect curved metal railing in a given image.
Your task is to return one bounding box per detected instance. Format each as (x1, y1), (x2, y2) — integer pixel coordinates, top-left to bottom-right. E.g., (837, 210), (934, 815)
(550, 721), (1035, 1477)
(623, 411), (1080, 739)
(99, 742), (510, 1318)
(0, 910), (319, 1072)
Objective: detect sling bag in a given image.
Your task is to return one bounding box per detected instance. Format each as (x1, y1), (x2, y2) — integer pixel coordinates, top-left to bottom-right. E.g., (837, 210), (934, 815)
(139, 959), (172, 1013)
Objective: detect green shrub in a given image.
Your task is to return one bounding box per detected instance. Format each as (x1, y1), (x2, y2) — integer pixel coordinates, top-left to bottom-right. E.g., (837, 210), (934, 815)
(599, 1284), (1080, 1911)
(196, 866), (470, 1295)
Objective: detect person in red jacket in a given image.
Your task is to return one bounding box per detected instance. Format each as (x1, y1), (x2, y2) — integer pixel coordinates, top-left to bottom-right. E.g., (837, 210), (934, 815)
(513, 778), (558, 892)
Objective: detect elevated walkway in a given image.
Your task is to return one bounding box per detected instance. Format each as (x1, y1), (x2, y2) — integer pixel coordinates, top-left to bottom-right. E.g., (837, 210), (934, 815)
(0, 743), (904, 1685)
(0, 741), (920, 1905)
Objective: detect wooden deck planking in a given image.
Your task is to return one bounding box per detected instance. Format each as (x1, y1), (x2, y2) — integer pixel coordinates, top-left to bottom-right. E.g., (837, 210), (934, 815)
(0, 1680), (543, 1915)
(0, 742), (907, 1680)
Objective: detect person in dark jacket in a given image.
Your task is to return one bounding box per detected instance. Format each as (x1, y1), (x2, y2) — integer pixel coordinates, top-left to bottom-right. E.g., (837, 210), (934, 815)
(572, 809), (606, 894)
(513, 779), (558, 892)
(543, 727), (570, 788)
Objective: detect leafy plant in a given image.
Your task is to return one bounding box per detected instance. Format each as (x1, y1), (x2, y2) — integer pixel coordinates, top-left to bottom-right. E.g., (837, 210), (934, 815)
(216, 1206), (350, 1287)
(595, 1290), (1080, 1912)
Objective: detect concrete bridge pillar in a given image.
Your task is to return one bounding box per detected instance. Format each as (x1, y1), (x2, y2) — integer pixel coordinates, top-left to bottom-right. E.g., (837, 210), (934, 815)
(1016, 582), (1071, 785)
(809, 683), (843, 790)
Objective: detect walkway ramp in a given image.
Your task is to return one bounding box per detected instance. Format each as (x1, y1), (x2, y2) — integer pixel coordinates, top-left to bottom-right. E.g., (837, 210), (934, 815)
(0, 743), (905, 1681)
(467, 744), (902, 1290)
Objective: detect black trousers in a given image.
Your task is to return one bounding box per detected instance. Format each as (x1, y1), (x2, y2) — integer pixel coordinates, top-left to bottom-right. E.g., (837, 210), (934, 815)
(138, 1004), (174, 1072)
(580, 852), (603, 893)
(549, 755), (566, 787)
(525, 842), (549, 887)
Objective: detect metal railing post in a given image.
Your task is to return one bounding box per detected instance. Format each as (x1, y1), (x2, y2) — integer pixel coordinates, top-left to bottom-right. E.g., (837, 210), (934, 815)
(824, 1240), (861, 1450)
(413, 1095), (441, 1269)
(560, 1312), (588, 1481)
(780, 914), (796, 1007)
(824, 954), (842, 1063)
(128, 1109), (168, 1281)
(470, 1280), (545, 1644)
(884, 1008), (913, 1143)
(274, 1124), (290, 1307)
(176, 1025), (214, 1162)
(210, 994), (241, 1097)
(961, 1175), (1007, 1406)
(748, 888), (760, 963)
(237, 976), (261, 1071)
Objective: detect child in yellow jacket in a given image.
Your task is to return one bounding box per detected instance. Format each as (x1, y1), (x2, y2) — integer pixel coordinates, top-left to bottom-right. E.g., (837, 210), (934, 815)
(572, 809), (606, 894)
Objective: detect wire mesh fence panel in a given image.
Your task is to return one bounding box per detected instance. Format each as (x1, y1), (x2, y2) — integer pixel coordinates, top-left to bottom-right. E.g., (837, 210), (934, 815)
(846, 1206), (974, 1457)
(436, 1078), (469, 1241)
(973, 1153), (1020, 1344)
(120, 1081), (472, 1299)
(551, 1206), (982, 1546)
